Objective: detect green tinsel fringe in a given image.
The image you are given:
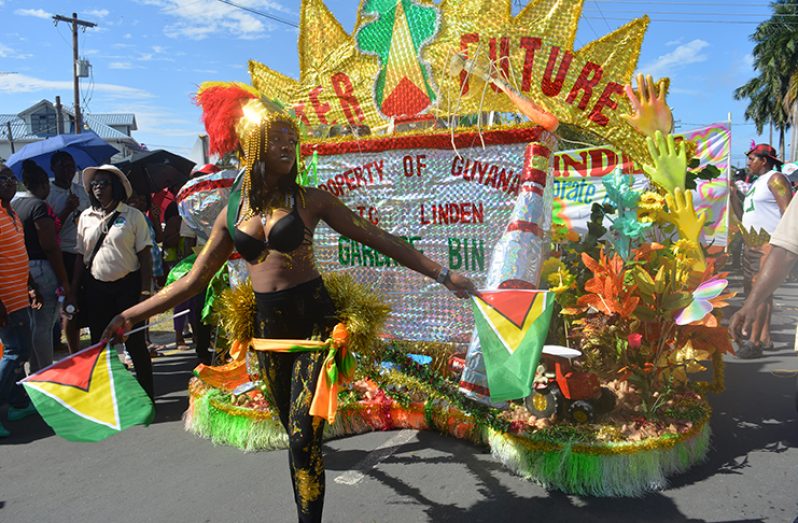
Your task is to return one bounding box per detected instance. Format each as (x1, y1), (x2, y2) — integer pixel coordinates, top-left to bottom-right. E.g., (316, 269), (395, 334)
(186, 379), (710, 497)
(325, 408), (374, 439)
(487, 422), (711, 497)
(184, 389), (288, 452)
(186, 387), (387, 447)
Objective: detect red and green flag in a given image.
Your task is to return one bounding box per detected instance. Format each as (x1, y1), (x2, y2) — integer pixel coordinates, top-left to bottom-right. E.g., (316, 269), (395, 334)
(20, 341), (154, 442)
(471, 290), (554, 402)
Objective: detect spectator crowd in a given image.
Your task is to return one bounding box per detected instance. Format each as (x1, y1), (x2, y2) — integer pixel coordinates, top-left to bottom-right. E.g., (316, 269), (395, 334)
(0, 152), (212, 437)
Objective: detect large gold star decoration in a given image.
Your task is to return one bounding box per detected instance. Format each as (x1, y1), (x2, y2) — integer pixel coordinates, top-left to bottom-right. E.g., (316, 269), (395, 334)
(250, 0), (383, 129)
(249, 0), (654, 161)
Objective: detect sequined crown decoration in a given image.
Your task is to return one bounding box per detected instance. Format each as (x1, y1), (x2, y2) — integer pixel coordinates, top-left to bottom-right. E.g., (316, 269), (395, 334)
(249, 0), (652, 161)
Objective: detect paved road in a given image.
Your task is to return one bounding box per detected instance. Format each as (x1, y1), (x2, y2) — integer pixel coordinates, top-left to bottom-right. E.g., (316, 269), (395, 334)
(2, 278), (797, 522)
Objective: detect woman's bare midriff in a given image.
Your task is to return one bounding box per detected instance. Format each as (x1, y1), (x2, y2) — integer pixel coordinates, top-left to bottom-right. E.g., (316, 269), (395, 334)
(247, 244), (321, 293)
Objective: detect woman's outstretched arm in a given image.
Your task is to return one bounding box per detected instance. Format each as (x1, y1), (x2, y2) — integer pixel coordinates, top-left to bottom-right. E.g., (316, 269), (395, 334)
(311, 188), (476, 297)
(102, 206), (235, 340)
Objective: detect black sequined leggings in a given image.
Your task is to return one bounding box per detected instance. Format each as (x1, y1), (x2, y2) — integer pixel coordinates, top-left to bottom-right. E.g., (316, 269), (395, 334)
(255, 277), (337, 523)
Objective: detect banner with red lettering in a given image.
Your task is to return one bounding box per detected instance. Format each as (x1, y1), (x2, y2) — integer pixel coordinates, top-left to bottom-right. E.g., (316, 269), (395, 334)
(306, 126), (545, 344)
(552, 124), (731, 246)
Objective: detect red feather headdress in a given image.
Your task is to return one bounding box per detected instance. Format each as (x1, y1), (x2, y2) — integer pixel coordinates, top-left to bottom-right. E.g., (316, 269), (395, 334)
(195, 82), (260, 156)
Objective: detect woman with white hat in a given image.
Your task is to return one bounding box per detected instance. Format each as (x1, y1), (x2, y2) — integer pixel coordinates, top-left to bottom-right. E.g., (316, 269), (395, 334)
(69, 165), (154, 398)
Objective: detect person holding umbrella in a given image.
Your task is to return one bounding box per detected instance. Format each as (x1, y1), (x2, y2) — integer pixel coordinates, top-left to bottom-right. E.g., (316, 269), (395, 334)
(70, 165), (154, 399)
(46, 151), (90, 354)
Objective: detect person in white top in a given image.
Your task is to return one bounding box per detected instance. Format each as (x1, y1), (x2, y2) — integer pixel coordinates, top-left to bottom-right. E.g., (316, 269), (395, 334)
(731, 195), (798, 363)
(70, 165), (154, 398)
(736, 144), (793, 358)
(46, 151), (91, 355)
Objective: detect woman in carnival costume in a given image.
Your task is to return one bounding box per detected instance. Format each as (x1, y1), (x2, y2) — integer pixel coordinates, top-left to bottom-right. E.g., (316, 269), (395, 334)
(102, 83), (475, 523)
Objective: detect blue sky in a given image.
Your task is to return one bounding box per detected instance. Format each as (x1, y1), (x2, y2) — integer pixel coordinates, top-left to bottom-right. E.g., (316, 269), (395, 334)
(0, 0), (785, 166)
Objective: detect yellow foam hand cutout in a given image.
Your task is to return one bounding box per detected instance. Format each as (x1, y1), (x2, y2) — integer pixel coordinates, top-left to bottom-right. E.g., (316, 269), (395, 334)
(622, 74), (674, 138)
(665, 187), (707, 272)
(643, 131), (687, 194)
(665, 188), (706, 244)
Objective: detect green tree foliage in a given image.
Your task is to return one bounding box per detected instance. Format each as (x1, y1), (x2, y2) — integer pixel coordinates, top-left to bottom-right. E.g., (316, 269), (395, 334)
(734, 0), (798, 158)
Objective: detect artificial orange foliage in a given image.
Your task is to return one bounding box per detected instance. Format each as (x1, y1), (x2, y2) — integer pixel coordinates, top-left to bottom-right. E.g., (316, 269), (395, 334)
(695, 324), (734, 355)
(577, 250), (639, 318)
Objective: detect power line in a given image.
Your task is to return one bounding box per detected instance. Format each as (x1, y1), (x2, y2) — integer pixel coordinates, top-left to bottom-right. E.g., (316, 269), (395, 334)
(208, 0), (791, 29)
(213, 0), (298, 28)
(588, 0), (777, 6)
(581, 9), (798, 17)
(581, 16), (773, 24)
(590, 0), (614, 33)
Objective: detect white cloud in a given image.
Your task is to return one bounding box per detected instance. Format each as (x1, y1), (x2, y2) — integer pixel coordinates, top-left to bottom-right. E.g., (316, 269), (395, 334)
(142, 0), (292, 40)
(109, 62), (134, 70)
(0, 43), (33, 60)
(15, 8), (52, 19)
(135, 45), (175, 63)
(739, 53), (755, 74)
(85, 9), (110, 18)
(0, 73), (153, 99)
(639, 39), (710, 78)
(124, 33), (133, 39)
(111, 102), (201, 141)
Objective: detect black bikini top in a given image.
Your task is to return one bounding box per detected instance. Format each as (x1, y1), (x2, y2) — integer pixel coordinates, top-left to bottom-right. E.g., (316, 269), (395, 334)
(233, 191), (312, 263)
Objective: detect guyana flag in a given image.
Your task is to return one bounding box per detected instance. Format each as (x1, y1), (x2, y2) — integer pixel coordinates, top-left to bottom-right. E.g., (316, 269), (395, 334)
(471, 290), (555, 402)
(20, 342), (154, 442)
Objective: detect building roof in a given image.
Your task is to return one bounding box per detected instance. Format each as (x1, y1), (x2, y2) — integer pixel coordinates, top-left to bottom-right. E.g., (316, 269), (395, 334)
(89, 113), (138, 130)
(0, 100), (139, 145)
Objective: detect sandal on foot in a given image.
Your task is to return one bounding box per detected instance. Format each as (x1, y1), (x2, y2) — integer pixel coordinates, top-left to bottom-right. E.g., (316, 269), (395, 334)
(737, 341), (764, 359)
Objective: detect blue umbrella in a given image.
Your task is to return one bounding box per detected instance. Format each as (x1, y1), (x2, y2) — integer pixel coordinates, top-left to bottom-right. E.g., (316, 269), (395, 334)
(6, 131), (119, 180)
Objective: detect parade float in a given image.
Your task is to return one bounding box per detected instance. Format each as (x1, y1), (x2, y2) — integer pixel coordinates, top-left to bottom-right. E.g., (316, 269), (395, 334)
(180, 0), (734, 497)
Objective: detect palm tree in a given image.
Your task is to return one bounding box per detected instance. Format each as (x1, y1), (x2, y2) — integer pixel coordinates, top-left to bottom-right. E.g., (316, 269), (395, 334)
(785, 70), (798, 161)
(734, 0), (798, 160)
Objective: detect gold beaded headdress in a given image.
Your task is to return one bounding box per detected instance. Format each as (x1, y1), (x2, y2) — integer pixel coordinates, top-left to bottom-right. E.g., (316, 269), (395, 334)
(239, 110), (300, 218)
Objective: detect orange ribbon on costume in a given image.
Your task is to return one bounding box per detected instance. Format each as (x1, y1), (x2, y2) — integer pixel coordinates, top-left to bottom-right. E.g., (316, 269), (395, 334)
(246, 323), (354, 424)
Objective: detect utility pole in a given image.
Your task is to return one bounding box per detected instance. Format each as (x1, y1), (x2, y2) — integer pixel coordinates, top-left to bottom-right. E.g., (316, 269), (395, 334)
(6, 122), (15, 154)
(53, 13), (96, 134)
(55, 96), (65, 134)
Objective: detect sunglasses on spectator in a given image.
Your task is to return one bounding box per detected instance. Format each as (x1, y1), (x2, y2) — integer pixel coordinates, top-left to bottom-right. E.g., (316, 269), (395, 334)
(90, 180), (112, 189)
(0, 175), (16, 185)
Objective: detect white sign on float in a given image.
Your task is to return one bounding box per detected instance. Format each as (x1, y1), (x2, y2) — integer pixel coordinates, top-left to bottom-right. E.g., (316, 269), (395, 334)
(307, 127), (548, 345)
